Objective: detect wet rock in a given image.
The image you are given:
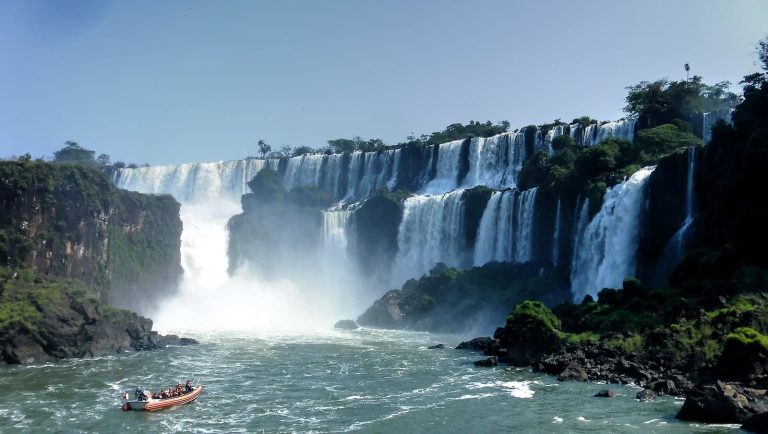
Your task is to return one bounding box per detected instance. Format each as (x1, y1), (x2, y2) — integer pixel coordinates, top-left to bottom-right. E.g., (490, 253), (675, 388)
(356, 290), (405, 329)
(636, 389), (657, 401)
(456, 337), (496, 351)
(742, 411), (768, 434)
(558, 364), (588, 382)
(427, 344), (445, 349)
(651, 379), (679, 396)
(474, 357), (498, 367)
(676, 382), (768, 424)
(594, 389), (617, 398)
(334, 319), (359, 330)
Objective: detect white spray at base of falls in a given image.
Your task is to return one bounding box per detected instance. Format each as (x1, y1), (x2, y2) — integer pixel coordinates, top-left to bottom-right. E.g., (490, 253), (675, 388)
(115, 162), (364, 332)
(392, 190), (466, 283)
(473, 188), (538, 266)
(570, 167), (655, 301)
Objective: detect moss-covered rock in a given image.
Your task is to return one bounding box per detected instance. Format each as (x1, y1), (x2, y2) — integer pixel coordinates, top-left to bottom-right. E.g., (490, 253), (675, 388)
(0, 161), (183, 314)
(0, 267), (196, 365)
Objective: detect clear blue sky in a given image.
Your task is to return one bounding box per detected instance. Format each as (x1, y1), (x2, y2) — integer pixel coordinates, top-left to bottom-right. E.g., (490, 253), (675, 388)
(2, 0), (766, 165)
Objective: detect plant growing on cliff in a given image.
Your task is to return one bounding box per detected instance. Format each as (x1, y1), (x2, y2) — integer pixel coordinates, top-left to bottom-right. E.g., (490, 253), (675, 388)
(53, 141), (97, 166)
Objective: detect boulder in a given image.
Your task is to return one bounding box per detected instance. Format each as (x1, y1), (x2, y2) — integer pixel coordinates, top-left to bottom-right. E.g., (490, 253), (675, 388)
(594, 389), (617, 398)
(427, 344), (445, 349)
(676, 382), (768, 424)
(356, 290), (405, 329)
(651, 379), (679, 396)
(742, 411), (768, 434)
(558, 364), (588, 382)
(456, 337), (496, 351)
(494, 301), (563, 366)
(636, 389), (657, 401)
(334, 319), (359, 330)
(474, 357), (498, 367)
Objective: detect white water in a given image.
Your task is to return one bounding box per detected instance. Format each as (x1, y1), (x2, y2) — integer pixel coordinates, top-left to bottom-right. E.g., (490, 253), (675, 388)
(472, 188), (537, 266)
(566, 119), (636, 146)
(570, 167), (655, 301)
(552, 200), (562, 266)
(462, 132), (526, 190)
(393, 190), (466, 282)
(115, 162), (361, 332)
(421, 140), (464, 194)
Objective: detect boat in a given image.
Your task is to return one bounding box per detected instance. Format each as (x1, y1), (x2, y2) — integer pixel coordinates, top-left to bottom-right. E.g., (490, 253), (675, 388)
(121, 385), (204, 411)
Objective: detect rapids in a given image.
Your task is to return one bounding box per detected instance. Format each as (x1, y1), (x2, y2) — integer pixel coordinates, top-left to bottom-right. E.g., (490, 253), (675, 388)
(0, 329), (736, 433)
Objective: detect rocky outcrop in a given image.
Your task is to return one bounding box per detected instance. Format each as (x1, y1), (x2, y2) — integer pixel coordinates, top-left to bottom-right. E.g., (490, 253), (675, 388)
(357, 290), (405, 329)
(676, 381), (767, 424)
(594, 389), (616, 398)
(742, 411), (768, 434)
(334, 319), (359, 330)
(0, 161), (183, 314)
(0, 271), (196, 365)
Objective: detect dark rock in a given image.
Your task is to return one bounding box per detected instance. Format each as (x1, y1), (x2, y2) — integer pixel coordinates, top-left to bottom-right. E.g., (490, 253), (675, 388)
(427, 344), (445, 349)
(651, 379), (680, 396)
(676, 382), (768, 424)
(334, 319), (359, 330)
(474, 357), (498, 367)
(636, 389), (657, 401)
(356, 290), (405, 329)
(594, 389), (617, 398)
(742, 411), (768, 434)
(558, 364), (588, 382)
(456, 337), (496, 351)
(494, 301), (563, 366)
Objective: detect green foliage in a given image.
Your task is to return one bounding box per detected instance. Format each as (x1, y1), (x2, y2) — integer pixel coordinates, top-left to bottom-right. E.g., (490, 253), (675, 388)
(53, 141), (96, 166)
(632, 125), (702, 162)
(624, 76), (740, 128)
(328, 137), (386, 153)
(551, 135), (574, 152)
(507, 300), (561, 332)
(603, 334), (645, 354)
(724, 327), (768, 353)
(562, 331), (600, 345)
(257, 140), (272, 158)
(292, 146), (314, 157)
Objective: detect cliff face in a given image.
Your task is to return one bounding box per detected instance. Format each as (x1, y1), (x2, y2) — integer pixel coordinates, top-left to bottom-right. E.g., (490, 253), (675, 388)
(0, 161), (183, 314)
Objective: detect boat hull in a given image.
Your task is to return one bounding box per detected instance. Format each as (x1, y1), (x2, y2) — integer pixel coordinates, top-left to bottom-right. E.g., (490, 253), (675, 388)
(122, 386), (203, 411)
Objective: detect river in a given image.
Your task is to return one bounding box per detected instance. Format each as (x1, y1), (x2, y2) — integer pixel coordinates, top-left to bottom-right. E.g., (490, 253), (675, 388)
(0, 328), (737, 433)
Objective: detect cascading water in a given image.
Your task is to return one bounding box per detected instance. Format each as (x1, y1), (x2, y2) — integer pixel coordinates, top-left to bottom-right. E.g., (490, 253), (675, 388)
(566, 119), (636, 146)
(421, 140), (465, 194)
(552, 200), (561, 266)
(392, 190), (467, 283)
(472, 188), (538, 266)
(115, 160), (360, 331)
(653, 147), (698, 283)
(702, 109), (734, 143)
(570, 167), (655, 301)
(462, 133), (526, 189)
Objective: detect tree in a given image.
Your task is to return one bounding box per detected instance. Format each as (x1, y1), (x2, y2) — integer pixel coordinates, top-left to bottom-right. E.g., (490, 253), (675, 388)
(258, 140), (272, 159)
(18, 153), (32, 162)
(292, 146), (313, 157)
(279, 145), (293, 158)
(113, 161), (126, 169)
(53, 141), (96, 165)
(97, 153), (111, 166)
(327, 138), (357, 154)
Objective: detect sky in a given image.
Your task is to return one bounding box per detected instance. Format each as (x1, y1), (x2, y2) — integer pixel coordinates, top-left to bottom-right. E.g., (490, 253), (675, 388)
(1, 0), (766, 165)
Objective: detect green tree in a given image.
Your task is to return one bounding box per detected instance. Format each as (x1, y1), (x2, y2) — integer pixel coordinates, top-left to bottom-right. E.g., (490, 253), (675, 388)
(279, 145), (293, 158)
(53, 141), (96, 165)
(258, 140), (272, 159)
(327, 138), (357, 154)
(96, 154), (111, 166)
(292, 146), (313, 157)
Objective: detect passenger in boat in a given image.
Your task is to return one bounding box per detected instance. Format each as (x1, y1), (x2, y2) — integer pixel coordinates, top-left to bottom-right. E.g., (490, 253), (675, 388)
(176, 383), (183, 395)
(185, 380), (192, 392)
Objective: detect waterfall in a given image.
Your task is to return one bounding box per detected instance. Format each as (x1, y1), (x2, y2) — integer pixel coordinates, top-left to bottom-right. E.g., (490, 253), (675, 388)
(702, 109), (734, 143)
(462, 132), (527, 190)
(323, 208), (352, 257)
(570, 167), (655, 301)
(393, 190), (466, 282)
(115, 161), (270, 291)
(654, 147), (698, 283)
(472, 188), (538, 266)
(421, 140), (465, 194)
(116, 159), (276, 202)
(552, 199), (561, 266)
(568, 119), (636, 146)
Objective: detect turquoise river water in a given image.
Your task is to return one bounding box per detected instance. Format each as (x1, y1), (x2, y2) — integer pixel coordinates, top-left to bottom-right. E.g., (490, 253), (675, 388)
(0, 328), (740, 433)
